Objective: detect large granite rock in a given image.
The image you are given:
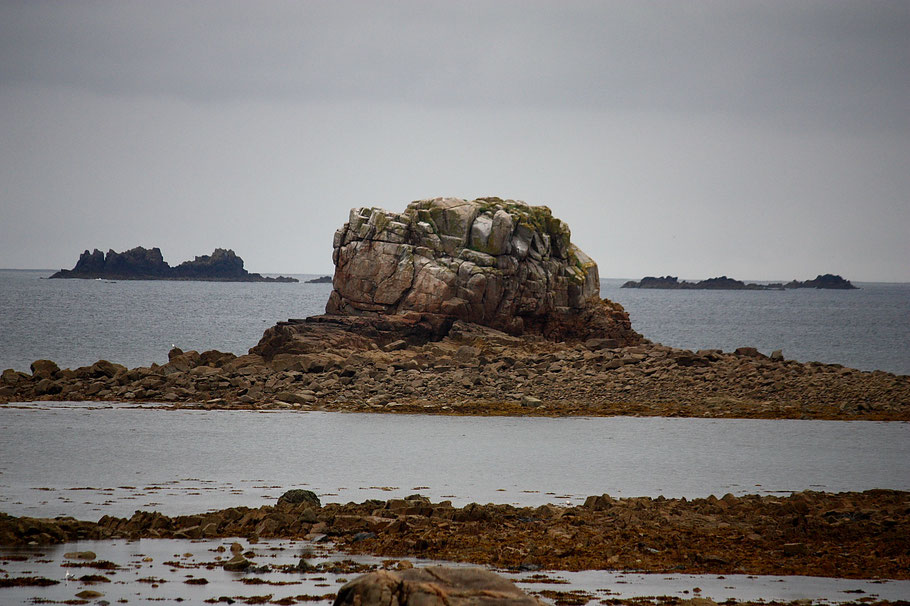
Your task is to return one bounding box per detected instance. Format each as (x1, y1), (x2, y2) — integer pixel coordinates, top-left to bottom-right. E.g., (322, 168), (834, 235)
(334, 567), (543, 606)
(325, 197), (639, 343)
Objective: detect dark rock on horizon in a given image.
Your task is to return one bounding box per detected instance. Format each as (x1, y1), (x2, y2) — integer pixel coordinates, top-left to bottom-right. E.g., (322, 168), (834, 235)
(784, 274), (858, 289)
(622, 274), (857, 290)
(305, 275), (333, 283)
(277, 489), (321, 508)
(621, 275), (777, 290)
(49, 247), (298, 282)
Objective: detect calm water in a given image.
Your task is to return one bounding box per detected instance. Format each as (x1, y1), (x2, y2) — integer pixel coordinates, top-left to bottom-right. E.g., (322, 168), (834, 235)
(1, 406), (907, 520)
(1, 270), (908, 374)
(605, 278), (910, 375)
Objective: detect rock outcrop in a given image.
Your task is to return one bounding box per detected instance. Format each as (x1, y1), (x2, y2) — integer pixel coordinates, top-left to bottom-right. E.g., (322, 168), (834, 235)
(622, 276), (777, 290)
(622, 273), (858, 290)
(785, 274), (858, 289)
(335, 567), (544, 606)
(50, 247), (297, 282)
(325, 197), (639, 343)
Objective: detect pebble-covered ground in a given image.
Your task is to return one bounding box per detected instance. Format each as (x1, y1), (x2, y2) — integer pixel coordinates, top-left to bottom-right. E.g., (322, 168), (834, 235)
(2, 323), (908, 420)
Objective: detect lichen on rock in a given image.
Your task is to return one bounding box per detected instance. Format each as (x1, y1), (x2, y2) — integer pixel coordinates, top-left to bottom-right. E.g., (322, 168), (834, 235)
(326, 197), (639, 343)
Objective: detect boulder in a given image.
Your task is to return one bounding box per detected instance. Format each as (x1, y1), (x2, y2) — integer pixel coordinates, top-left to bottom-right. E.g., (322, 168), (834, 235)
(325, 197), (640, 343)
(334, 566), (543, 606)
(30, 359), (60, 379)
(222, 554), (251, 571)
(277, 489), (321, 508)
(89, 360), (127, 378)
(1, 368), (28, 385)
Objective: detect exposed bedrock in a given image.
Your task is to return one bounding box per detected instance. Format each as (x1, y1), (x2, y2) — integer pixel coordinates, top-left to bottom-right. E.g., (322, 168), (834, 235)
(324, 197), (640, 343)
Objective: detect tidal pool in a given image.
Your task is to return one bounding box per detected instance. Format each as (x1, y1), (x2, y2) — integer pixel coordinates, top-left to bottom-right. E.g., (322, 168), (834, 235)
(1, 539), (907, 605)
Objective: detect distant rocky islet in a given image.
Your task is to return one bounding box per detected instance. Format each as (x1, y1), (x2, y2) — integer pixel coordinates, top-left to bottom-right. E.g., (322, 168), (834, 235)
(621, 274), (857, 290)
(49, 246), (298, 282)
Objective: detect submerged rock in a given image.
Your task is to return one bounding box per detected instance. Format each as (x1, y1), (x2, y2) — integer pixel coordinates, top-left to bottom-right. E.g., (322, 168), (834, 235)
(325, 197), (639, 343)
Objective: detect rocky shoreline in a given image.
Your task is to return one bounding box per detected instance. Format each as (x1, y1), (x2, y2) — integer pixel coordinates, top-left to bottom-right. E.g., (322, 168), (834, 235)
(2, 490), (907, 580)
(1, 315), (907, 420)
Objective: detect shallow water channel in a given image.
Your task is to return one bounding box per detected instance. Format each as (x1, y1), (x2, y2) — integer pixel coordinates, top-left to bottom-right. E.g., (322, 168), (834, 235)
(2, 403), (908, 519)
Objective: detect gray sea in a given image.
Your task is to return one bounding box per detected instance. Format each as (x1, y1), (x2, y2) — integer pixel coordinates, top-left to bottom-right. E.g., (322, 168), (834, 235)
(1, 269), (908, 375)
(1, 405), (908, 520)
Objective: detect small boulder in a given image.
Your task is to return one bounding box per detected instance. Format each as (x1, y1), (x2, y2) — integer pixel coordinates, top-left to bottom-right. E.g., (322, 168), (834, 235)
(382, 339), (408, 352)
(34, 378), (62, 395)
(334, 566), (543, 606)
(1, 368), (28, 385)
(90, 360), (127, 378)
(277, 489), (321, 508)
(30, 359), (60, 378)
(223, 554), (251, 571)
(275, 391), (317, 405)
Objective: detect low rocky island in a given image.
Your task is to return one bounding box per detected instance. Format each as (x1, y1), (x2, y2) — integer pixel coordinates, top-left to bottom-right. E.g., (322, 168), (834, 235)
(306, 275), (333, 283)
(49, 246), (298, 282)
(784, 273), (858, 289)
(622, 274), (857, 290)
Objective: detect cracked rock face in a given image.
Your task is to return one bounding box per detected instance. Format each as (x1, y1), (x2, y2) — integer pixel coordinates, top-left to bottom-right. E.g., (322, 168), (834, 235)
(326, 197), (639, 343)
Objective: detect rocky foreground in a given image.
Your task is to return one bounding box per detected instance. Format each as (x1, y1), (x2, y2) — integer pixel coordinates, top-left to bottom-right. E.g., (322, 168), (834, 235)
(2, 490), (907, 580)
(1, 315), (908, 420)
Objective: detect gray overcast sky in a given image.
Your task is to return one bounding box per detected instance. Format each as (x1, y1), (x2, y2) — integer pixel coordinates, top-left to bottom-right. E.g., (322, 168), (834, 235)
(1, 1), (908, 281)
